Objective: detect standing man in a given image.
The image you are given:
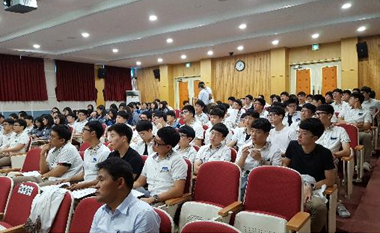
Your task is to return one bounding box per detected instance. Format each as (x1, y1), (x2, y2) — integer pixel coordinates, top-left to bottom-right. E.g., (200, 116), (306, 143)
(197, 82), (211, 105)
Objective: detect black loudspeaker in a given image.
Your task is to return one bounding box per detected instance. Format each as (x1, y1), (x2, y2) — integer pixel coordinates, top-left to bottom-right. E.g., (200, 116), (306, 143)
(98, 68), (107, 78)
(153, 69), (160, 79)
(356, 41), (368, 59)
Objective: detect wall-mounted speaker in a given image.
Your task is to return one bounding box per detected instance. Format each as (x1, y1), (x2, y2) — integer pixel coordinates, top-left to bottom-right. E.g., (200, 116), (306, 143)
(356, 41), (368, 59)
(153, 69), (160, 79)
(98, 68), (107, 78)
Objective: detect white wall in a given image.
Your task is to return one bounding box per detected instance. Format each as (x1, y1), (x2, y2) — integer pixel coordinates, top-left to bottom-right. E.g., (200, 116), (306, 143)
(0, 59), (96, 116)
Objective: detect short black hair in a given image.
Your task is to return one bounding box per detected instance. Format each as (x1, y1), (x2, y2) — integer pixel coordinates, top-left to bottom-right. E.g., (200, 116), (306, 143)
(350, 92), (365, 104)
(254, 98), (266, 106)
(317, 104), (334, 115)
(342, 90), (351, 95)
(209, 108), (225, 118)
(166, 110), (176, 118)
(116, 111), (130, 120)
(157, 127), (180, 147)
(272, 95), (281, 102)
(18, 111), (28, 119)
(108, 123), (133, 143)
(234, 99), (243, 107)
(212, 104), (227, 115)
(210, 123), (229, 137)
(284, 98), (298, 106)
(14, 119), (27, 129)
(4, 118), (15, 125)
(9, 113), (18, 119)
(78, 109), (89, 116)
(360, 86), (371, 94)
(178, 125), (195, 140)
(299, 118), (324, 138)
(154, 111), (167, 122)
(369, 91), (376, 99)
(280, 91), (289, 97)
(297, 91), (306, 96)
(67, 112), (77, 120)
(245, 109), (260, 119)
(302, 103), (316, 114)
(182, 105), (195, 117)
(97, 157), (134, 190)
(0, 114), (4, 119)
(140, 111), (152, 120)
(228, 96), (236, 101)
(252, 118), (271, 133)
(312, 94), (326, 104)
(325, 91), (333, 98)
(333, 88), (343, 94)
(51, 125), (72, 142)
(352, 88), (361, 93)
(306, 94), (313, 99)
(85, 121), (105, 139)
(136, 120), (153, 132)
(25, 115), (34, 121)
(42, 114), (54, 128)
(245, 95), (253, 101)
(195, 100), (206, 108)
(268, 106), (285, 119)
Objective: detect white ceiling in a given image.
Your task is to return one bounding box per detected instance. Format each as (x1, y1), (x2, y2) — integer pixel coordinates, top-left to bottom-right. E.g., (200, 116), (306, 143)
(0, 0), (379, 68)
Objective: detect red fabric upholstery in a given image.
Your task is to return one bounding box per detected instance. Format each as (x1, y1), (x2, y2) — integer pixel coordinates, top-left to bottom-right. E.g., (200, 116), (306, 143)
(69, 197), (103, 233)
(175, 110), (181, 118)
(202, 125), (208, 131)
(193, 145), (199, 152)
(50, 192), (73, 233)
(179, 118), (185, 126)
(79, 151), (85, 160)
(26, 137), (32, 152)
(141, 155), (148, 164)
(79, 142), (91, 152)
(340, 124), (359, 150)
(194, 161), (240, 207)
(154, 207), (173, 233)
(0, 221), (13, 229)
(21, 148), (42, 172)
(3, 182), (39, 227)
(244, 166), (302, 221)
(182, 221), (240, 233)
(230, 148), (237, 163)
(184, 159), (192, 193)
(0, 177), (13, 213)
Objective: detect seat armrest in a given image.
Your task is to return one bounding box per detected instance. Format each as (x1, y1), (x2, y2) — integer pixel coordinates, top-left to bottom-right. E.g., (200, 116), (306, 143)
(218, 201), (243, 217)
(165, 193), (192, 206)
(286, 212), (310, 232)
(324, 185), (337, 195)
(0, 212), (3, 219)
(355, 145), (364, 150)
(371, 126), (377, 130)
(341, 155), (354, 162)
(1, 224), (25, 233)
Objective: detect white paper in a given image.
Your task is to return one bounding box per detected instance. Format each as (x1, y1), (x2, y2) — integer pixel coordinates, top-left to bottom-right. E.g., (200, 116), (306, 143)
(131, 189), (144, 198)
(72, 188), (97, 199)
(21, 171), (41, 177)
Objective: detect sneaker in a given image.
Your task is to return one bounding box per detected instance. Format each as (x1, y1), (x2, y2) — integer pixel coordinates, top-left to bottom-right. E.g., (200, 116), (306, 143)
(363, 162), (372, 172)
(337, 203), (351, 218)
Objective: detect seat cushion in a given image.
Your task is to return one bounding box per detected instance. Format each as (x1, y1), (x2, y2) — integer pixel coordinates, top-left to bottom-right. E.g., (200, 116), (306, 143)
(0, 221), (13, 229)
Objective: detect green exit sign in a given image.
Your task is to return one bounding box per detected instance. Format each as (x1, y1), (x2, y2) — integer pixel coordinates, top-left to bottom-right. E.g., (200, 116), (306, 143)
(186, 62), (191, 68)
(312, 44), (319, 51)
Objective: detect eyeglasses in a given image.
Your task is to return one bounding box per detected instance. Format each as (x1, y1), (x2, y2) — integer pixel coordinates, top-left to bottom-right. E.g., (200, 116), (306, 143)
(181, 110), (189, 114)
(83, 128), (92, 132)
(267, 113), (278, 118)
(153, 139), (167, 147)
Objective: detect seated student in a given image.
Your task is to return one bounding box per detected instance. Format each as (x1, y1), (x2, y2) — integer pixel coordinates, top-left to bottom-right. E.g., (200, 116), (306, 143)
(236, 118), (282, 196)
(13, 125), (83, 187)
(63, 121), (110, 191)
(338, 92), (373, 171)
(133, 127), (187, 205)
(131, 120), (155, 156)
(73, 109), (89, 134)
(0, 119), (29, 167)
(280, 91), (290, 103)
(54, 114), (66, 126)
(268, 106), (297, 155)
(361, 86), (380, 115)
(91, 158), (160, 233)
(290, 103), (316, 130)
(153, 111), (168, 133)
(0, 119), (15, 150)
(282, 98), (301, 127)
(243, 95), (254, 110)
(104, 108), (117, 127)
(24, 115), (34, 135)
(39, 114), (54, 140)
(311, 94), (326, 108)
(0, 114), (5, 133)
(107, 123), (143, 179)
(181, 105), (204, 147)
(331, 88), (350, 116)
(139, 111), (152, 121)
(204, 108), (232, 145)
(175, 126), (198, 163)
(8, 113), (18, 120)
(229, 99), (246, 128)
(194, 100), (209, 125)
(166, 110), (181, 128)
(66, 112), (77, 128)
(325, 91), (334, 104)
(253, 98), (269, 119)
(227, 110), (259, 151)
(283, 118), (335, 233)
(194, 123), (231, 175)
(30, 117), (44, 139)
(297, 91), (307, 107)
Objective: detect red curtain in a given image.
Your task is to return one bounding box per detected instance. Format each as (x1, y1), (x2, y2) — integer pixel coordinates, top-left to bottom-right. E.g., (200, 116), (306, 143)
(0, 54), (47, 101)
(104, 66), (132, 101)
(55, 60), (96, 101)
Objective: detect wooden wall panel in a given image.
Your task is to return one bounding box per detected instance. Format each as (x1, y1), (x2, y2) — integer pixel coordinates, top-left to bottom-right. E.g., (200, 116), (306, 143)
(136, 67), (160, 103)
(289, 42), (341, 64)
(211, 51), (271, 102)
(172, 62), (200, 78)
(359, 36), (380, 95)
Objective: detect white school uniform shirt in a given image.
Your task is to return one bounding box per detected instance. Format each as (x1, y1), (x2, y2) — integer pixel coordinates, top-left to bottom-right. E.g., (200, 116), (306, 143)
(316, 126), (350, 153)
(267, 126), (297, 154)
(83, 143), (110, 182)
(282, 111), (301, 127)
(204, 126), (233, 146)
(174, 145), (198, 164)
(0, 132), (15, 149)
(24, 126), (34, 135)
(141, 150), (187, 196)
(361, 98), (380, 114)
(6, 131), (29, 153)
(184, 120), (204, 145)
(206, 87), (215, 104)
(198, 89), (210, 105)
(195, 112), (209, 125)
(195, 144), (231, 163)
(231, 127), (252, 150)
(73, 120), (88, 133)
(236, 142), (282, 174)
(339, 107), (372, 124)
(259, 110), (269, 119)
(331, 101), (350, 115)
(130, 139), (155, 156)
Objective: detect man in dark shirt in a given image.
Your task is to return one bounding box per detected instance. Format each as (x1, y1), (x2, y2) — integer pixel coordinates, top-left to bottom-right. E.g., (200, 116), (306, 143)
(107, 123), (143, 180)
(283, 118), (335, 233)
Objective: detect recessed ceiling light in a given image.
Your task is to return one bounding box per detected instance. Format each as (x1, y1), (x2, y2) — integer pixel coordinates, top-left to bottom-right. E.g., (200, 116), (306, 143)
(272, 40), (279, 45)
(157, 58), (163, 63)
(237, 45), (244, 51)
(33, 44), (40, 49)
(112, 49), (119, 53)
(149, 15), (157, 21)
(239, 24), (247, 30)
(207, 50), (214, 56)
(341, 3), (352, 9)
(357, 26), (366, 32)
(166, 38), (173, 44)
(81, 32), (90, 38)
(181, 54), (187, 59)
(312, 33), (320, 39)
(136, 61), (142, 66)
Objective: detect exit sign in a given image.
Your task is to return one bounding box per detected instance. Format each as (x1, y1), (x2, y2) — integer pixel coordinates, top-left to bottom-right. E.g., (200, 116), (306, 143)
(312, 44), (319, 51)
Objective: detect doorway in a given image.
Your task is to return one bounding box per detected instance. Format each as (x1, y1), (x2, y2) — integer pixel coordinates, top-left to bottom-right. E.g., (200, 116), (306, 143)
(175, 77), (202, 109)
(296, 69), (311, 95)
(322, 66), (337, 95)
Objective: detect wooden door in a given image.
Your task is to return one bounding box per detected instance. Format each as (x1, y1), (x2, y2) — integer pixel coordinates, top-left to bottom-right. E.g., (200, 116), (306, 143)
(194, 80), (201, 99)
(296, 69), (311, 95)
(322, 66), (337, 95)
(179, 81), (189, 109)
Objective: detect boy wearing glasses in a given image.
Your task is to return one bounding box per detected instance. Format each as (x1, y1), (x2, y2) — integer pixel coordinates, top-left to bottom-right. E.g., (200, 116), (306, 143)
(175, 126), (197, 163)
(282, 98), (301, 127)
(290, 103), (316, 130)
(133, 127), (187, 205)
(181, 105), (204, 147)
(0, 119), (15, 150)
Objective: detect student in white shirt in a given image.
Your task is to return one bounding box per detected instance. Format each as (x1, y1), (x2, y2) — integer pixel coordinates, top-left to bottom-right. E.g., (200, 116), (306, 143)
(133, 127), (187, 205)
(361, 86), (380, 115)
(204, 108), (232, 145)
(342, 90), (351, 103)
(66, 112), (77, 128)
(153, 111), (168, 132)
(282, 98), (301, 127)
(297, 91), (306, 107)
(181, 105), (204, 146)
(227, 110), (259, 150)
(280, 91), (290, 103)
(73, 109), (89, 134)
(291, 103), (316, 130)
(0, 119), (15, 150)
(194, 123), (231, 175)
(338, 92), (373, 171)
(253, 98), (268, 119)
(0, 114), (4, 133)
(194, 100), (210, 125)
(227, 97), (236, 109)
(131, 120), (155, 156)
(331, 88), (350, 116)
(244, 95), (253, 110)
(63, 121), (110, 191)
(24, 115), (34, 135)
(175, 126), (198, 163)
(139, 111), (152, 122)
(268, 106), (297, 155)
(230, 99), (246, 128)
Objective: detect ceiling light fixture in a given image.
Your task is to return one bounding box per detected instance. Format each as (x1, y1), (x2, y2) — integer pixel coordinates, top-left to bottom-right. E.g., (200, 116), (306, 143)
(112, 49), (119, 53)
(239, 24), (247, 30)
(272, 40), (279, 45)
(312, 33), (320, 39)
(207, 50), (214, 56)
(166, 38), (173, 43)
(341, 3), (352, 9)
(136, 61), (142, 66)
(81, 32), (90, 38)
(181, 54), (187, 59)
(149, 15), (157, 21)
(357, 26), (366, 32)
(33, 44), (40, 49)
(157, 58), (163, 63)
(237, 45), (244, 51)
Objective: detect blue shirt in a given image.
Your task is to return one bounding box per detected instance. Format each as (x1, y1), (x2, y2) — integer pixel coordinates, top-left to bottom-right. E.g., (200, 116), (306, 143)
(90, 192), (160, 233)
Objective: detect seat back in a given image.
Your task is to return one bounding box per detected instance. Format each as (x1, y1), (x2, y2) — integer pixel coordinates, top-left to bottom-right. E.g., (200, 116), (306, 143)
(181, 220), (241, 233)
(194, 161), (241, 206)
(79, 151), (85, 160)
(79, 142), (91, 152)
(230, 148), (237, 163)
(202, 125), (208, 131)
(69, 197), (103, 233)
(184, 158), (192, 193)
(244, 166), (302, 221)
(340, 124), (359, 149)
(50, 191), (74, 233)
(193, 145), (200, 152)
(0, 177), (13, 213)
(141, 155), (148, 164)
(4, 182), (40, 226)
(26, 136), (32, 152)
(21, 148), (42, 172)
(154, 207), (174, 233)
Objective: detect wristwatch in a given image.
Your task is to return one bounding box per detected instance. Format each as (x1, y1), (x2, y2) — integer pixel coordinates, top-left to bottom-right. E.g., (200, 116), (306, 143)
(153, 194), (159, 203)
